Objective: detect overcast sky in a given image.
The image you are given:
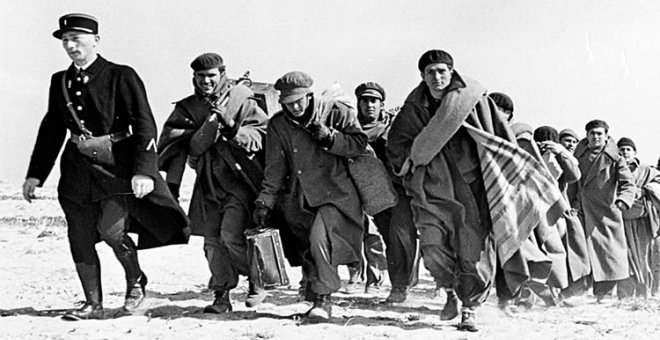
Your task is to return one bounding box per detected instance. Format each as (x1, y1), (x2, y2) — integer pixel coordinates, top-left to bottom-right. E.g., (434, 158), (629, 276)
(2, 0), (660, 184)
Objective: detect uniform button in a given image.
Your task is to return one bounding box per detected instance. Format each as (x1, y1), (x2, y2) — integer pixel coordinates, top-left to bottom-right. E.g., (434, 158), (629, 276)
(76, 106), (83, 111)
(293, 148), (298, 153)
(75, 91), (82, 96)
(297, 170), (302, 175)
(76, 77), (81, 81)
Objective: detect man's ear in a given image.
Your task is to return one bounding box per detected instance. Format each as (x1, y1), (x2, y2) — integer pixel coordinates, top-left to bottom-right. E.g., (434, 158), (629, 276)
(420, 71), (425, 79)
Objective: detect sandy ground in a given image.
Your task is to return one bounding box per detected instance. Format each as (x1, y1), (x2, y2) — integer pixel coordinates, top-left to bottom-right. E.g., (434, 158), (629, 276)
(2, 180), (660, 340)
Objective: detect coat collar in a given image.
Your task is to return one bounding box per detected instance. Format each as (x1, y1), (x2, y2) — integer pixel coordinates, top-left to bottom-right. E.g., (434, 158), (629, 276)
(577, 136), (620, 187)
(66, 54), (107, 84)
(404, 70), (468, 109)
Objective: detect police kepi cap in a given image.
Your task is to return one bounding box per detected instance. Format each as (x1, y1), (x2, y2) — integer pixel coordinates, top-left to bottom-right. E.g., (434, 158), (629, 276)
(274, 71), (314, 104)
(53, 13), (98, 39)
(355, 82), (386, 101)
(418, 49), (454, 72)
(190, 53), (225, 72)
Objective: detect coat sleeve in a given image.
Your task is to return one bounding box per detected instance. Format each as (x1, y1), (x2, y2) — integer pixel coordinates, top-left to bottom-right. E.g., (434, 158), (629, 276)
(226, 100), (268, 154)
(616, 156), (637, 208)
(257, 119), (288, 209)
(118, 67), (159, 179)
(557, 151), (581, 184)
(325, 105), (367, 158)
(26, 73), (67, 185)
(386, 104), (416, 176)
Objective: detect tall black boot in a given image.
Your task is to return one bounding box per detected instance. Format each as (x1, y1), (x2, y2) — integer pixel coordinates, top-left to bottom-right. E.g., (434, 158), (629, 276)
(62, 263), (104, 321)
(114, 236), (147, 312)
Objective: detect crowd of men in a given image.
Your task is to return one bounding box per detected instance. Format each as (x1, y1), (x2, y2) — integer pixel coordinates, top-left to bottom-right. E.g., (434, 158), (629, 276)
(21, 13), (660, 332)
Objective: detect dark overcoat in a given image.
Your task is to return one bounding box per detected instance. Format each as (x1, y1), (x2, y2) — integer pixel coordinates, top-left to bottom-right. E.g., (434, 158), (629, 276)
(256, 96), (368, 266)
(26, 56), (188, 249)
(158, 85), (268, 236)
(573, 137), (636, 281)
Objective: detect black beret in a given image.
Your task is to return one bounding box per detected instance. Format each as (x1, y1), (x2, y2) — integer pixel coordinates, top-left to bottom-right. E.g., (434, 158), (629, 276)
(617, 137), (636, 151)
(585, 119), (609, 132)
(53, 13), (98, 39)
(355, 82), (386, 101)
(274, 71), (314, 104)
(489, 92), (514, 112)
(533, 126), (559, 143)
(418, 49), (453, 72)
(190, 53), (225, 72)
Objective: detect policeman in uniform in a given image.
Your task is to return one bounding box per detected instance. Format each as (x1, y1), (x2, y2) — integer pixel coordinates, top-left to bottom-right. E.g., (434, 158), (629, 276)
(23, 13), (188, 320)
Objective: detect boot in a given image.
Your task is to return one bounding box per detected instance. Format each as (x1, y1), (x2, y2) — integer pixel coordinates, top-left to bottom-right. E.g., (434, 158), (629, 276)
(114, 236), (147, 312)
(440, 289), (459, 320)
(385, 286), (408, 303)
(458, 307), (479, 332)
(62, 263), (105, 321)
(307, 294), (332, 321)
(343, 264), (362, 294)
(204, 290), (232, 313)
(245, 281), (267, 308)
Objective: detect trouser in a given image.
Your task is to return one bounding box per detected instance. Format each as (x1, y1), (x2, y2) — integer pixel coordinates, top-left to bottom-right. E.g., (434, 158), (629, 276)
(593, 278), (619, 297)
(60, 196), (141, 302)
(204, 196), (252, 291)
(348, 216), (387, 286)
(373, 192), (418, 288)
(652, 236), (660, 295)
(306, 212), (342, 295)
(415, 179), (497, 308)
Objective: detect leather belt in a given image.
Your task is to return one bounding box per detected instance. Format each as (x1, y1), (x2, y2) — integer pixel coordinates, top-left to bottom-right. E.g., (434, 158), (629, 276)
(70, 129), (132, 143)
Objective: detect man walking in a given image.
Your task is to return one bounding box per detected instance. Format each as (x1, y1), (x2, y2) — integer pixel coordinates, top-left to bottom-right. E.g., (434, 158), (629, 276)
(23, 13), (188, 320)
(157, 53), (269, 313)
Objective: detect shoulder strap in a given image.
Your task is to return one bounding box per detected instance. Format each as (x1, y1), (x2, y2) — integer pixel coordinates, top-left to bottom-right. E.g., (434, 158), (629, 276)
(61, 73), (91, 136)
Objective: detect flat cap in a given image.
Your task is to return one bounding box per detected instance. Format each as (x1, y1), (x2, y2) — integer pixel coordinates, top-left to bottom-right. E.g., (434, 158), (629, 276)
(191, 53), (225, 72)
(53, 13), (98, 39)
(559, 128), (579, 140)
(585, 119), (609, 132)
(418, 49), (453, 72)
(355, 82), (385, 101)
(617, 137), (636, 151)
(274, 71), (314, 104)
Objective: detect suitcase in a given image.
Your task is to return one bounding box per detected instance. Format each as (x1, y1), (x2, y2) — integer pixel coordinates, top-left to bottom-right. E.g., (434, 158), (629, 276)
(246, 228), (290, 289)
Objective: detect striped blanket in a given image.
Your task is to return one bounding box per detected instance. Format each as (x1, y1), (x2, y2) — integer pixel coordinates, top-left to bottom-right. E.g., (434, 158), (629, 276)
(464, 124), (570, 263)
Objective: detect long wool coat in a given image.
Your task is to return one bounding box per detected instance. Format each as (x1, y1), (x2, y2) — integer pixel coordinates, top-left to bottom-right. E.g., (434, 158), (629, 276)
(573, 137), (636, 281)
(256, 96), (368, 266)
(26, 56), (188, 249)
(158, 85), (268, 236)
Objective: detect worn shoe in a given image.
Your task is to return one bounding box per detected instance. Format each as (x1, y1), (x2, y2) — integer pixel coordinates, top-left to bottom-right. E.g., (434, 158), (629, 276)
(246, 282), (267, 308)
(124, 273), (148, 312)
(385, 286), (408, 303)
(440, 290), (459, 320)
(62, 302), (105, 321)
(307, 294), (332, 322)
(204, 290), (232, 313)
(458, 308), (478, 332)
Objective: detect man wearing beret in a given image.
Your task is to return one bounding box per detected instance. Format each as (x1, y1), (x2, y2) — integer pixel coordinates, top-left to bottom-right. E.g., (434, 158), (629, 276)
(570, 120), (636, 302)
(387, 50), (568, 331)
(616, 137), (660, 298)
(157, 53), (269, 313)
(22, 13), (188, 320)
(253, 71), (367, 321)
(353, 82), (418, 302)
(559, 128), (580, 153)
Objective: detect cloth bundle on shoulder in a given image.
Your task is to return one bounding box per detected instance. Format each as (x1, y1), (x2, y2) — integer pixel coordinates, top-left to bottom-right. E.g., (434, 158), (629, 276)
(318, 84), (398, 216)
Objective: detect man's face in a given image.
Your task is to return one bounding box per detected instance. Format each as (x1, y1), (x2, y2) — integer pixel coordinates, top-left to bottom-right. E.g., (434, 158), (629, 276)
(194, 68), (225, 95)
(618, 145), (636, 163)
(358, 96), (383, 124)
(284, 95), (310, 117)
(560, 135), (579, 153)
(421, 63), (452, 97)
(61, 31), (99, 66)
(586, 127), (608, 149)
